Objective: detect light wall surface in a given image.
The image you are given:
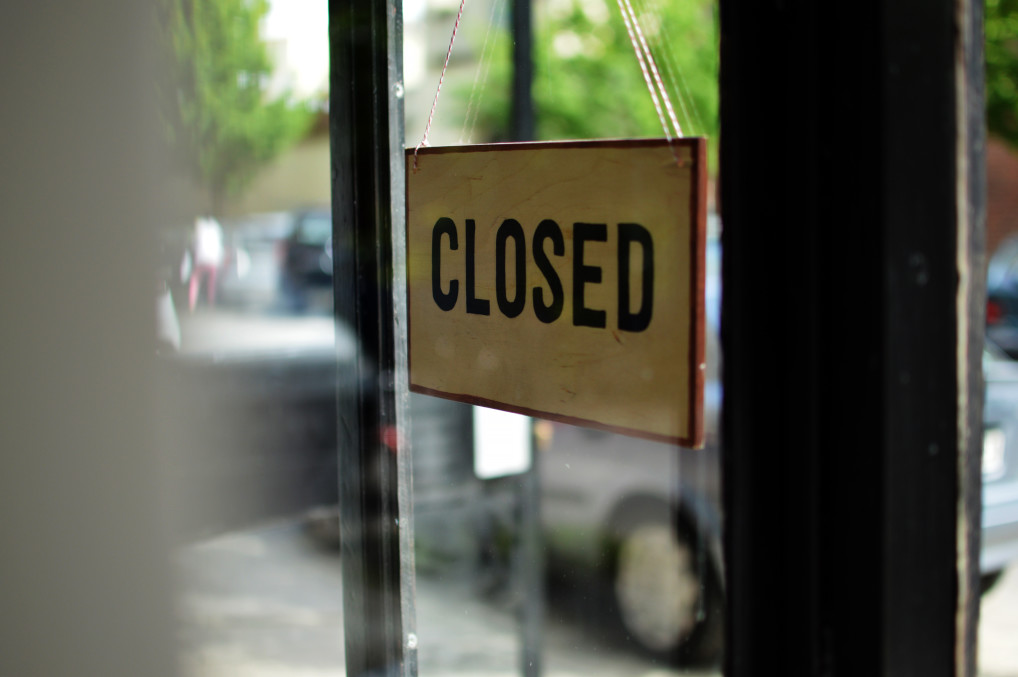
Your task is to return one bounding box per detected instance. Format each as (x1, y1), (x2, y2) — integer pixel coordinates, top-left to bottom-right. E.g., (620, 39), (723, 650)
(0, 3), (179, 676)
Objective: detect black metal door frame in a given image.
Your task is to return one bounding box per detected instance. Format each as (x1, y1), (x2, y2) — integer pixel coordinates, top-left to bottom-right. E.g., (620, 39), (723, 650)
(330, 0), (413, 675)
(719, 0), (985, 675)
(329, 0), (987, 672)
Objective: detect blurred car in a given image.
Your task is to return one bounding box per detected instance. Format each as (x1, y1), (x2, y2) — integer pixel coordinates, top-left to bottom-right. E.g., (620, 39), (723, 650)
(217, 212), (293, 311)
(981, 342), (1018, 586)
(214, 209), (344, 314)
(539, 234), (723, 666)
(986, 236), (1018, 358)
(540, 233), (1018, 666)
(277, 207), (340, 313)
(210, 211), (291, 311)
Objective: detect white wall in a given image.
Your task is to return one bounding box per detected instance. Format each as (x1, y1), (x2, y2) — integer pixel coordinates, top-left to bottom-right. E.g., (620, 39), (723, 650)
(0, 3), (179, 676)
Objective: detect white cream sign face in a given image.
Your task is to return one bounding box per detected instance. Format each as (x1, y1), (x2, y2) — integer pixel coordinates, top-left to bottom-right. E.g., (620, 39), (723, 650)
(406, 139), (706, 447)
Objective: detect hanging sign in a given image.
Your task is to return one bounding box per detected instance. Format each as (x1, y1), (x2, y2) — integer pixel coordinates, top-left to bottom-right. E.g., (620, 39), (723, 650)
(405, 138), (706, 447)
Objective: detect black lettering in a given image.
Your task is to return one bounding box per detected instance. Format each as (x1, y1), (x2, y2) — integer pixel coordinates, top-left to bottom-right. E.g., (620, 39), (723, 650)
(465, 219), (490, 315)
(573, 223), (607, 328)
(617, 223), (654, 332)
(532, 219), (564, 323)
(431, 217), (459, 311)
(495, 219), (526, 318)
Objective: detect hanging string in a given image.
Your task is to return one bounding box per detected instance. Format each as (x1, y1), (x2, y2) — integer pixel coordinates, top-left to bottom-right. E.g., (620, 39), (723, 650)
(617, 0), (683, 140)
(417, 0), (700, 164)
(637, 0), (706, 136)
(460, 0), (507, 144)
(615, 0), (671, 142)
(635, 0), (695, 135)
(662, 48), (703, 135)
(414, 0), (469, 171)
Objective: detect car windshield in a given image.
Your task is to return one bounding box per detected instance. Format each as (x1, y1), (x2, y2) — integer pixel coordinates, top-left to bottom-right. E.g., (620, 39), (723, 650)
(296, 213), (332, 245)
(988, 236), (1018, 290)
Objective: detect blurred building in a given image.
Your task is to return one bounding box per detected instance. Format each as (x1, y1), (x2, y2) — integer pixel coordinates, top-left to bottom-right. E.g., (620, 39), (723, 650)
(987, 136), (1018, 257)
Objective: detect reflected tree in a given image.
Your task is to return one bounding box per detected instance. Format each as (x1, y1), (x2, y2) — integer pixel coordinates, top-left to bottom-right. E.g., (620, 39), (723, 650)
(157, 0), (313, 214)
(459, 0), (718, 164)
(987, 0), (1018, 148)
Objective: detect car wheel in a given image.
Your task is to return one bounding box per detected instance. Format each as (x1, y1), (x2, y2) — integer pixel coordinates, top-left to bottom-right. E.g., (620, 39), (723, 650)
(609, 508), (723, 665)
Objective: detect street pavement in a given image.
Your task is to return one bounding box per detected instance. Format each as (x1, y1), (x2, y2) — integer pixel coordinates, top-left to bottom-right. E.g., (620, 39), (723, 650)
(980, 564), (1018, 677)
(174, 518), (1018, 677)
(176, 309), (342, 357)
(174, 519), (714, 677)
(168, 310), (1018, 676)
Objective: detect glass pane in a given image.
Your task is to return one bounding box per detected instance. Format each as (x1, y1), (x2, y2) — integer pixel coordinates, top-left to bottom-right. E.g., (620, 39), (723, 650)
(148, 1), (1018, 676)
(153, 2), (345, 675)
(402, 0), (724, 674)
(980, 223), (1018, 675)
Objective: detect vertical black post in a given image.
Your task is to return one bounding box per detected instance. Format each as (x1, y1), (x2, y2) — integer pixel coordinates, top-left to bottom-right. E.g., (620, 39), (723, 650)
(517, 427), (543, 677)
(961, 2), (988, 675)
(508, 4), (541, 675)
(510, 0), (535, 142)
(720, 0), (983, 675)
(330, 0), (411, 675)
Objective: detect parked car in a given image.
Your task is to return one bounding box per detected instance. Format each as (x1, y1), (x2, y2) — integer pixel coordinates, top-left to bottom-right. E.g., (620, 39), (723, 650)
(539, 236), (723, 666)
(981, 342), (1018, 586)
(986, 236), (1018, 357)
(211, 208), (344, 314)
(540, 234), (1018, 666)
(277, 207), (340, 313)
(217, 212), (293, 311)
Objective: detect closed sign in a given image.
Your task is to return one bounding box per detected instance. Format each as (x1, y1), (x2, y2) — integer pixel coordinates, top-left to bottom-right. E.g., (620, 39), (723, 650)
(406, 139), (706, 447)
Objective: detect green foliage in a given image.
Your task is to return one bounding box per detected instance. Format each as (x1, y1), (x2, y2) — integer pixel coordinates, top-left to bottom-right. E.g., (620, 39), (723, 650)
(459, 0), (718, 164)
(986, 0), (1018, 148)
(535, 0), (717, 143)
(158, 0), (313, 212)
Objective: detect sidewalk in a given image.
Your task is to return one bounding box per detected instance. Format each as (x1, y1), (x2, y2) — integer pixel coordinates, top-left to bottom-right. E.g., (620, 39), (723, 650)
(980, 564), (1018, 677)
(175, 520), (715, 677)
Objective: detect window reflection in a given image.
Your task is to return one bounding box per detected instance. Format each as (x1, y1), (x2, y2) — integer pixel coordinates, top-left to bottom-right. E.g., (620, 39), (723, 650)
(153, 1), (1018, 676)
(155, 212), (343, 539)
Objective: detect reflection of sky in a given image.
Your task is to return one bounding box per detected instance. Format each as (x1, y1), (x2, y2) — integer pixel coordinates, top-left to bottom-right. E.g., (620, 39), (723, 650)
(704, 230), (721, 413)
(264, 0), (429, 99)
(404, 0), (427, 22)
(988, 236), (1018, 290)
(705, 231), (720, 331)
(263, 1), (328, 98)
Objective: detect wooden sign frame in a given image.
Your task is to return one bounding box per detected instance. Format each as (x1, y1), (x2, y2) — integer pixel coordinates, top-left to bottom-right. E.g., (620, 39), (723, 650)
(405, 138), (706, 447)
